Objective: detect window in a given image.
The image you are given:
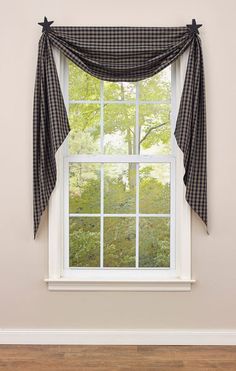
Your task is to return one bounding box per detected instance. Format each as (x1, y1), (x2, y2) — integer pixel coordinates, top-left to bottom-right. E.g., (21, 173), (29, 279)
(47, 50), (192, 291)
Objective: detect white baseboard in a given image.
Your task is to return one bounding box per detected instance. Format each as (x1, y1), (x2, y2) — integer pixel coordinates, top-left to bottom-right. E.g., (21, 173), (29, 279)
(0, 329), (236, 345)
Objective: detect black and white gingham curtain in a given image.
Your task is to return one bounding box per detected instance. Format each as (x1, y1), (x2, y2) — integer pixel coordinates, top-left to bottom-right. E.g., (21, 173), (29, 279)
(33, 20), (207, 237)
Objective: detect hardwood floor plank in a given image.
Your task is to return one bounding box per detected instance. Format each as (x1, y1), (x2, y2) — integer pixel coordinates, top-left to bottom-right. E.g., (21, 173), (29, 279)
(0, 345), (236, 370)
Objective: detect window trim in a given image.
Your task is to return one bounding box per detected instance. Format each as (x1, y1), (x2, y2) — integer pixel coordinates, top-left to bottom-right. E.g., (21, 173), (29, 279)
(46, 48), (193, 292)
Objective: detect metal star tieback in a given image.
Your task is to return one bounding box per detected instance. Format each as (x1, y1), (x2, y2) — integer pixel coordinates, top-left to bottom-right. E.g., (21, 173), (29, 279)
(38, 17), (54, 33)
(187, 19), (202, 35)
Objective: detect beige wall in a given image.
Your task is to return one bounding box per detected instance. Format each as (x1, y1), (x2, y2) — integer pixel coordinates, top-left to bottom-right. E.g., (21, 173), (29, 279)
(0, 0), (236, 330)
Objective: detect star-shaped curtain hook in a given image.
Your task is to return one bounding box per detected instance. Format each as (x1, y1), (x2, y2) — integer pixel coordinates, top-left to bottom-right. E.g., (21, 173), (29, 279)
(187, 19), (202, 35)
(38, 17), (54, 33)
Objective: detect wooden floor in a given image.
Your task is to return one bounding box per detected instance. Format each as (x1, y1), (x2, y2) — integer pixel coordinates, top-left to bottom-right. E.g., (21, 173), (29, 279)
(0, 345), (236, 371)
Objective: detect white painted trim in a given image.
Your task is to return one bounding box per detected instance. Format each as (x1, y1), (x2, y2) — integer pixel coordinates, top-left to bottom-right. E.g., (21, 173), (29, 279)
(48, 48), (67, 280)
(65, 154), (175, 162)
(45, 278), (195, 291)
(1, 329), (236, 345)
(174, 51), (192, 280)
(69, 99), (171, 104)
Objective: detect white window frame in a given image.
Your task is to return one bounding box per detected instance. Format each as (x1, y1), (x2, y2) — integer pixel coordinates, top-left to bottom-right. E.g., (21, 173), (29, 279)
(46, 48), (193, 292)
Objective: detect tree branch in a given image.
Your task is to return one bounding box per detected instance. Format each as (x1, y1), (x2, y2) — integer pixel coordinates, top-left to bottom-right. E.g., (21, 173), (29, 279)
(139, 122), (167, 145)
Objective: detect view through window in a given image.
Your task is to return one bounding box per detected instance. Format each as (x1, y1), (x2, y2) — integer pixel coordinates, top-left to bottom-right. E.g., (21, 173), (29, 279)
(65, 61), (175, 270)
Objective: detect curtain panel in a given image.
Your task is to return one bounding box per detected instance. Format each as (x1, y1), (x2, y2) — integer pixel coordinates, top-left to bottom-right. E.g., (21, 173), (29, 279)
(33, 18), (207, 237)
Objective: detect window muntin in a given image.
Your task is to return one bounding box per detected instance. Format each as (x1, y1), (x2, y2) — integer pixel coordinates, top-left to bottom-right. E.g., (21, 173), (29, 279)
(65, 61), (175, 271)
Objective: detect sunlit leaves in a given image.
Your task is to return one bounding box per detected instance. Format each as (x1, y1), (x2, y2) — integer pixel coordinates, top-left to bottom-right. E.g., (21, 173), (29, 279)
(139, 104), (171, 155)
(104, 104), (136, 154)
(69, 217), (100, 267)
(104, 163), (136, 214)
(139, 218), (170, 267)
(69, 61), (100, 101)
(139, 163), (170, 214)
(104, 81), (136, 101)
(69, 104), (100, 154)
(104, 217), (136, 267)
(69, 163), (100, 214)
(139, 67), (171, 101)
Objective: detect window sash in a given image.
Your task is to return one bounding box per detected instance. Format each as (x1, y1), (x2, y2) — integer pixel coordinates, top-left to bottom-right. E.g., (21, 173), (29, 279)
(64, 62), (175, 272)
(64, 160), (175, 271)
(64, 168), (176, 271)
(67, 77), (174, 157)
(65, 155), (175, 162)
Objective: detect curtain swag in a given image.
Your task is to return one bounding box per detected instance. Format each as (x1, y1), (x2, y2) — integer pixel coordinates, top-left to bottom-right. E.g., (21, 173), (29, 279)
(33, 18), (207, 238)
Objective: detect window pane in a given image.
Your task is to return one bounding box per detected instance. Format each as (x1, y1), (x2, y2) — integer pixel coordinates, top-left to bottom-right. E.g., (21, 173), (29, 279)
(139, 163), (170, 214)
(69, 163), (100, 214)
(139, 67), (171, 101)
(69, 217), (100, 267)
(104, 163), (136, 214)
(69, 104), (100, 154)
(104, 217), (135, 267)
(139, 104), (171, 155)
(139, 217), (170, 267)
(68, 61), (100, 101)
(104, 104), (136, 154)
(104, 81), (136, 101)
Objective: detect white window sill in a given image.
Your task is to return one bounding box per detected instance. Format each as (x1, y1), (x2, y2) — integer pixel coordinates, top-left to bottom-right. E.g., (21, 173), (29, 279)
(45, 278), (195, 292)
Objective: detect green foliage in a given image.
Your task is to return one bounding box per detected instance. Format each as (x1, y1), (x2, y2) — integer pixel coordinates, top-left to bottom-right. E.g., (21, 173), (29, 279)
(69, 163), (100, 214)
(139, 218), (170, 267)
(69, 218), (100, 267)
(69, 62), (100, 101)
(104, 104), (136, 154)
(139, 104), (171, 154)
(104, 218), (136, 267)
(104, 81), (136, 101)
(104, 164), (136, 213)
(139, 164), (170, 214)
(69, 104), (100, 154)
(139, 72), (171, 101)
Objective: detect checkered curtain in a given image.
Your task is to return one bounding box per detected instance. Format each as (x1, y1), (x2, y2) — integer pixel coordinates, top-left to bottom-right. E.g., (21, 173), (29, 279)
(33, 25), (207, 237)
